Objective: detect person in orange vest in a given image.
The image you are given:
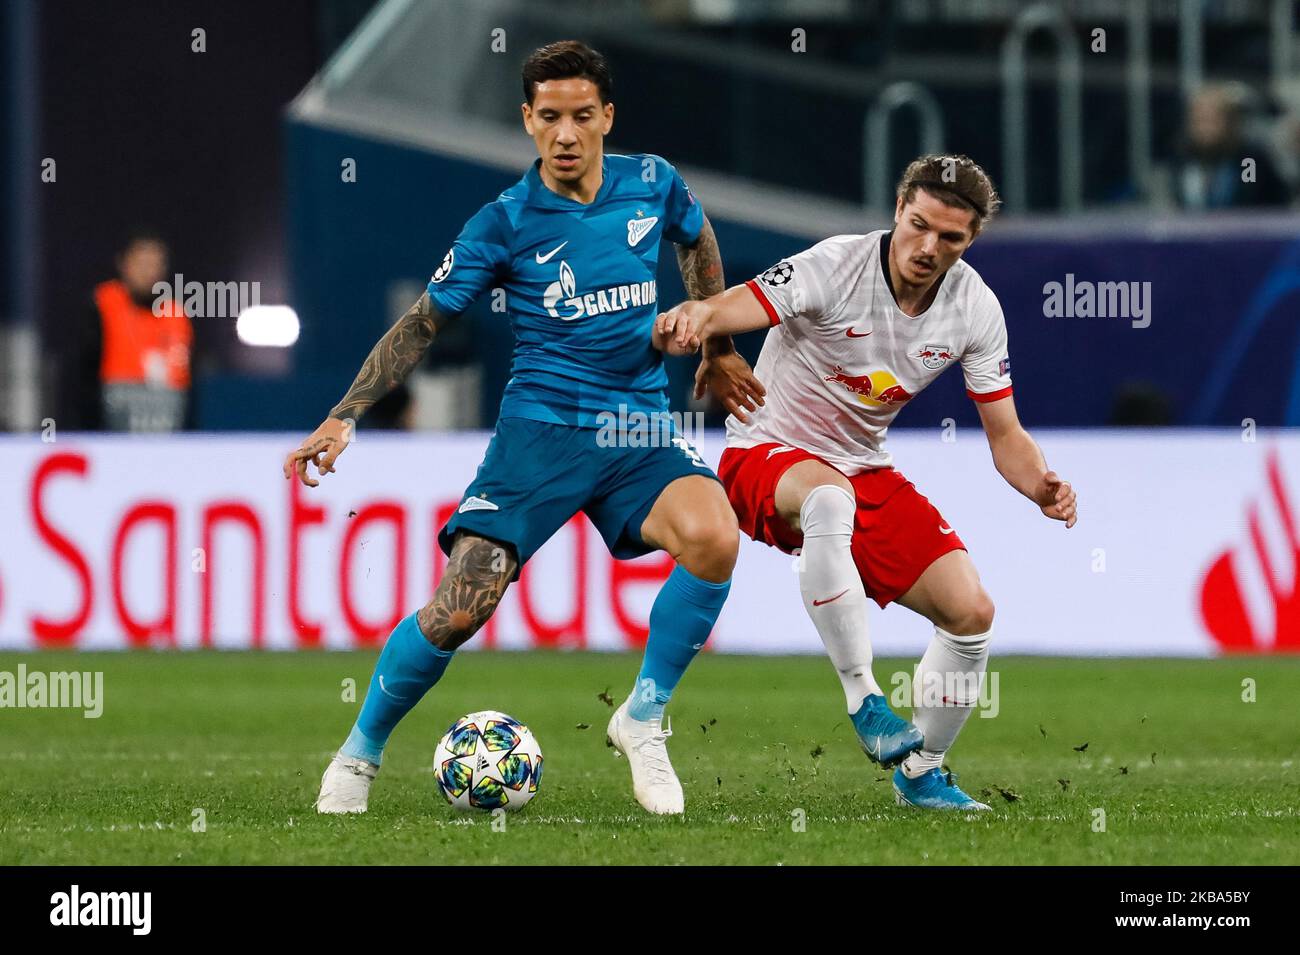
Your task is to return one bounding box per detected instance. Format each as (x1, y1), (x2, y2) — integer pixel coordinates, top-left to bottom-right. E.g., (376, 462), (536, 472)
(91, 231), (193, 432)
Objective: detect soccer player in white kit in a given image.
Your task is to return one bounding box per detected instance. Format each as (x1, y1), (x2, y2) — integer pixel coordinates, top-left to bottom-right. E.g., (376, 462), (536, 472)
(655, 156), (1078, 810)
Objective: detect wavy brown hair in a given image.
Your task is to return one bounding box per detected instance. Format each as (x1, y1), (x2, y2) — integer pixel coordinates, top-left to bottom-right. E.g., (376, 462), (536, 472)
(896, 155), (1001, 233)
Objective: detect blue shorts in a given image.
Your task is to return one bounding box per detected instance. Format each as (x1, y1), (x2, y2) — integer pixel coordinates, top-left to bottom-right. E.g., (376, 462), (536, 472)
(438, 416), (718, 576)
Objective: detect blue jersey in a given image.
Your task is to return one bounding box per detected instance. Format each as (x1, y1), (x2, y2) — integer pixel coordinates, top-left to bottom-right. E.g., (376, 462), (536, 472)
(425, 153), (704, 428)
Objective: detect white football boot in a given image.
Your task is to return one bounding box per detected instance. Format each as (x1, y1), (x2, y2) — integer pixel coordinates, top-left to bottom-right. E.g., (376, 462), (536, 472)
(606, 701), (685, 815)
(315, 750), (379, 814)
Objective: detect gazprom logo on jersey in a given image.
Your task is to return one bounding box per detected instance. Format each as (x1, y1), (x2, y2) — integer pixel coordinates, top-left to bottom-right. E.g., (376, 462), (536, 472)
(544, 261), (656, 321)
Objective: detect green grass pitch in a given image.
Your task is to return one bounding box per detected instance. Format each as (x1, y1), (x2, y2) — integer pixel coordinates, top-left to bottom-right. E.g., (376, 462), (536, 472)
(1, 651), (1297, 865)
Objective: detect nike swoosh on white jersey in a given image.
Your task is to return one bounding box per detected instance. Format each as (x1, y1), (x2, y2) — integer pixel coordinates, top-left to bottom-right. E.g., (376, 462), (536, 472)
(535, 241), (568, 264)
(627, 216), (659, 247)
(459, 497), (501, 514)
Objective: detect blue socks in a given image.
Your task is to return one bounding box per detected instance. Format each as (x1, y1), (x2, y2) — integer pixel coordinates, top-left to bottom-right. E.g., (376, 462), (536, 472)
(341, 613), (454, 765)
(628, 566), (731, 722)
(341, 569), (728, 758)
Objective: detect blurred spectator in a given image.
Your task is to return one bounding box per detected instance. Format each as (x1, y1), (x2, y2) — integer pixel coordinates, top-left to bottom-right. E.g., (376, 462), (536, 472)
(1108, 382), (1174, 426)
(1172, 84), (1292, 209)
(1277, 111), (1300, 192)
(81, 231), (193, 432)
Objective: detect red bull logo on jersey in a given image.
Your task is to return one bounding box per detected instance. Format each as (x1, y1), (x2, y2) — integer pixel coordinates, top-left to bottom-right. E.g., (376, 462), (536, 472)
(543, 260), (656, 321)
(823, 365), (913, 407)
(915, 343), (956, 371)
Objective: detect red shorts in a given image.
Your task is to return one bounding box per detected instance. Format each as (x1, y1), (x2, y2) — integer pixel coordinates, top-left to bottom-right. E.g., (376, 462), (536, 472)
(718, 443), (967, 608)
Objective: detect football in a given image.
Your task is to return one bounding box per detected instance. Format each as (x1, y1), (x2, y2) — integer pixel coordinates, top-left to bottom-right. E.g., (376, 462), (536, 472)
(433, 710), (543, 811)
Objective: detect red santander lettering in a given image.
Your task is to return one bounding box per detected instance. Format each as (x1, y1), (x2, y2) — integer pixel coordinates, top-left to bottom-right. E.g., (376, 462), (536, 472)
(29, 452), (93, 646)
(111, 501), (177, 646)
(201, 502), (266, 648)
(609, 550), (675, 648)
(289, 478), (326, 646)
(516, 516), (587, 648)
(339, 502), (407, 646)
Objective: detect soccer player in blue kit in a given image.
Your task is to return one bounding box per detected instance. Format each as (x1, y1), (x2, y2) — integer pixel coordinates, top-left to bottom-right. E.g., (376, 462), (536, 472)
(284, 41), (767, 815)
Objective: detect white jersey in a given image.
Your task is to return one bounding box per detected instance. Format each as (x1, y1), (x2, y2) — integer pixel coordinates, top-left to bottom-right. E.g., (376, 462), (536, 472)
(726, 230), (1013, 474)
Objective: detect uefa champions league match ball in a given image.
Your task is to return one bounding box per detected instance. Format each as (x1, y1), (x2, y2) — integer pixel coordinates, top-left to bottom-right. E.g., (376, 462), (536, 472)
(433, 710), (543, 811)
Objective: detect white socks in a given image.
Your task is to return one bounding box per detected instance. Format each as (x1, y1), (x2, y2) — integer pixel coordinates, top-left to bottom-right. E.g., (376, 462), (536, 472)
(901, 626), (992, 778)
(796, 485), (882, 712)
(798, 482), (992, 771)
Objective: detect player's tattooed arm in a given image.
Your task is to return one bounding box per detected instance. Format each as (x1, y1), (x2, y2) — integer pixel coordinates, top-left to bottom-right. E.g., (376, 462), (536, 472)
(328, 291), (446, 422)
(674, 216), (767, 422)
(676, 216), (727, 303)
(283, 292), (448, 487)
(417, 533), (517, 650)
(676, 216), (734, 358)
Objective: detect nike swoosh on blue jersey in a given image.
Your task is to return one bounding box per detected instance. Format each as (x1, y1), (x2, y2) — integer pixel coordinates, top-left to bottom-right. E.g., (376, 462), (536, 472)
(535, 241), (568, 263)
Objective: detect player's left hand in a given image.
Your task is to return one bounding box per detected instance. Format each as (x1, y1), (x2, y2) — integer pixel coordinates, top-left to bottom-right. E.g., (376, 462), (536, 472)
(1036, 470), (1077, 528)
(694, 351), (767, 423)
(654, 302), (708, 355)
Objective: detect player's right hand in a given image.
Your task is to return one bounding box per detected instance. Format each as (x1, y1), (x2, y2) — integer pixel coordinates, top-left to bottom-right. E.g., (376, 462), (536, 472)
(1037, 470), (1078, 528)
(283, 417), (353, 488)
